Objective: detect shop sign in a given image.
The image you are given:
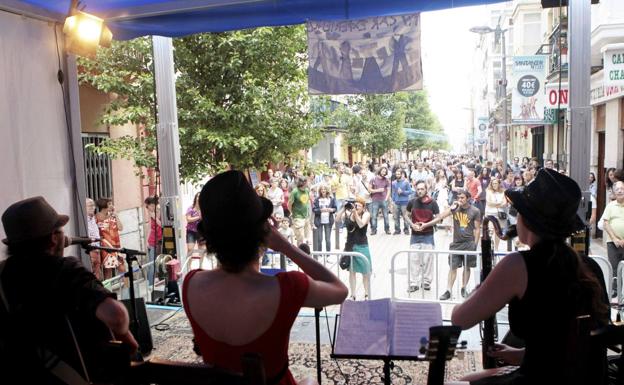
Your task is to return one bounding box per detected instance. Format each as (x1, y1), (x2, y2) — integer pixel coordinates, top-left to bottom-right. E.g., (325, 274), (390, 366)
(545, 83), (568, 109)
(603, 44), (624, 87)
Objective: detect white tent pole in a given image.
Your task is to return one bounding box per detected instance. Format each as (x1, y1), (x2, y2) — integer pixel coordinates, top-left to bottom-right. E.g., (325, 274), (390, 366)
(568, 0), (591, 190)
(152, 36), (186, 265)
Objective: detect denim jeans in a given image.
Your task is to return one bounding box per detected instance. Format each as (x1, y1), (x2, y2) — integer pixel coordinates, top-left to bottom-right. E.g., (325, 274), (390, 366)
(393, 202), (409, 233)
(409, 233), (435, 285)
(314, 223), (333, 252)
(370, 200), (390, 233)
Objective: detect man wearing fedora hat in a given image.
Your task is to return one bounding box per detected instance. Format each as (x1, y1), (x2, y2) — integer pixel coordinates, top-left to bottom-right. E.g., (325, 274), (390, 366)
(0, 196), (138, 383)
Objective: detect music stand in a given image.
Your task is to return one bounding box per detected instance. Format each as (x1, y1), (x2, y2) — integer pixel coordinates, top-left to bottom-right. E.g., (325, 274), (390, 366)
(315, 299), (463, 385)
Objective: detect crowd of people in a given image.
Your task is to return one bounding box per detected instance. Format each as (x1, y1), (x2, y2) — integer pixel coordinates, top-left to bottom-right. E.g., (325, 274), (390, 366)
(246, 153), (624, 302)
(2, 152), (623, 384)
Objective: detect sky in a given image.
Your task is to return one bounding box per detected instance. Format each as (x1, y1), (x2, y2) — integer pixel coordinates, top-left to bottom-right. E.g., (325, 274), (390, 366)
(421, 5), (493, 152)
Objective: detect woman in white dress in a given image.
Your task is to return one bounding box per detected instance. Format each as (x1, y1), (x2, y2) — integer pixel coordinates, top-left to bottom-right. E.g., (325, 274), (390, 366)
(485, 178), (507, 251)
(267, 177), (284, 217)
(433, 169), (452, 232)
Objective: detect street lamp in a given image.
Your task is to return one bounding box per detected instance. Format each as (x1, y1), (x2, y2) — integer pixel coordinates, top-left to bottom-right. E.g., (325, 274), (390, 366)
(470, 23), (509, 169)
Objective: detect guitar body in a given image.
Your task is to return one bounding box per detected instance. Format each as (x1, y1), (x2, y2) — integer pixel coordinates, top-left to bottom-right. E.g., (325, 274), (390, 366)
(67, 312), (133, 383)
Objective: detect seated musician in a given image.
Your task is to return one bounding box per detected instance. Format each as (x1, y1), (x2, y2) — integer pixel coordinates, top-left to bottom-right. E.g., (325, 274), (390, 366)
(182, 170), (348, 385)
(450, 169), (609, 385)
(0, 196), (138, 384)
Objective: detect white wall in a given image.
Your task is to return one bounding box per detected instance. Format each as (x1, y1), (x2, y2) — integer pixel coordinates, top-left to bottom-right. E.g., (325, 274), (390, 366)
(0, 12), (79, 255)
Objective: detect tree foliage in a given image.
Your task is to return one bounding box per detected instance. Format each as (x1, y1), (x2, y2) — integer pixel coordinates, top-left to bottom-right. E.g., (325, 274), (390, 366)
(79, 26), (322, 182)
(399, 91), (449, 154)
(334, 94), (406, 159)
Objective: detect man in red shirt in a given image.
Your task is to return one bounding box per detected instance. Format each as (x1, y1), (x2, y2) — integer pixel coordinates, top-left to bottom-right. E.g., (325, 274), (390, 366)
(465, 169), (482, 207)
(406, 180), (439, 292)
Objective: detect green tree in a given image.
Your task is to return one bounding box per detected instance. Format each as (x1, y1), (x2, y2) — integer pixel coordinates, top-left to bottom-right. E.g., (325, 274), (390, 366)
(335, 94), (405, 160)
(79, 26), (322, 182)
(399, 90), (449, 157)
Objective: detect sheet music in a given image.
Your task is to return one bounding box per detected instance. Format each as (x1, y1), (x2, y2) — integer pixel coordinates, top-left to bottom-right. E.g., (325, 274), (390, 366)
(390, 300), (442, 356)
(334, 299), (390, 355)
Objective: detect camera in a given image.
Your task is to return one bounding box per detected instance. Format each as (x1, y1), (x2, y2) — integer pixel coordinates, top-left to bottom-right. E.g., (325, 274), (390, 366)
(344, 200), (355, 210)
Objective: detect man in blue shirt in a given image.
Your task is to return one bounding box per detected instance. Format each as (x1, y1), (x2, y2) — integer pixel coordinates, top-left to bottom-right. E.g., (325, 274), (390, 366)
(391, 168), (412, 235)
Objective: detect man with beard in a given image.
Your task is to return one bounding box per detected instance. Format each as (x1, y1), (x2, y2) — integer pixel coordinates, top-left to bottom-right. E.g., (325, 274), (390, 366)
(406, 180), (440, 292)
(0, 196), (137, 383)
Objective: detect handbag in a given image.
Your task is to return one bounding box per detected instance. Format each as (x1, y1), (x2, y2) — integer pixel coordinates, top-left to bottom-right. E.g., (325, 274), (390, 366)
(339, 255), (351, 270)
(497, 210), (507, 220)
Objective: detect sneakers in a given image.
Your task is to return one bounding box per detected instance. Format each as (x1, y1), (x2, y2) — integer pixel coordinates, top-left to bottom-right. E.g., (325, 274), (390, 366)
(403, 229), (410, 235)
(439, 290), (451, 300)
(423, 282), (431, 291)
(393, 231), (401, 235)
(370, 230), (377, 235)
(385, 230), (391, 235)
(461, 287), (469, 298)
(408, 285), (419, 293)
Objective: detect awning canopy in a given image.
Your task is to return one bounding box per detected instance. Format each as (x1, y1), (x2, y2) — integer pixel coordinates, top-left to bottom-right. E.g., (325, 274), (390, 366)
(11, 0), (506, 40)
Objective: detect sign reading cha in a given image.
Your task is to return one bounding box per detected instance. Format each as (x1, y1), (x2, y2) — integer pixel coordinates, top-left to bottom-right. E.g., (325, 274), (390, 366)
(603, 43), (624, 87)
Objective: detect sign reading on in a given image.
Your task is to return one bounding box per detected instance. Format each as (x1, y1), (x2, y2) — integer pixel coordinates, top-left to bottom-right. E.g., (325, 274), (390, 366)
(603, 44), (624, 87)
(545, 83), (568, 109)
(511, 56), (547, 124)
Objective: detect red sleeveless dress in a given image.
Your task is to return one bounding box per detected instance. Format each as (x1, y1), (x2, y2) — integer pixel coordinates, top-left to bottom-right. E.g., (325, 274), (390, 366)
(182, 270), (309, 385)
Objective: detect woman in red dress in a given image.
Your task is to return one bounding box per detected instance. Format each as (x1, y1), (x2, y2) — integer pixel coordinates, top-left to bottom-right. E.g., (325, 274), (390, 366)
(183, 170), (348, 385)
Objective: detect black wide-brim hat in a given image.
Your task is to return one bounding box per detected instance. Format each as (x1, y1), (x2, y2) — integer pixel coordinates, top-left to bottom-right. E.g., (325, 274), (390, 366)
(505, 168), (585, 238)
(2, 196), (69, 245)
(198, 170), (273, 236)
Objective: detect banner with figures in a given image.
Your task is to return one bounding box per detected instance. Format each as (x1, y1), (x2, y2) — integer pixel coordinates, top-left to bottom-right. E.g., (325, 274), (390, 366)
(306, 13), (423, 95)
(511, 56), (547, 124)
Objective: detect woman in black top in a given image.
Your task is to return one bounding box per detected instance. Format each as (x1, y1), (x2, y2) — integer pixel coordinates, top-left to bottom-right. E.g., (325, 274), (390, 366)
(451, 169), (608, 385)
(336, 197), (372, 300)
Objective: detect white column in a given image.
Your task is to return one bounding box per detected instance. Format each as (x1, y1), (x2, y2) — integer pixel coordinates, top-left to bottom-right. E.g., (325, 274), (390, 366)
(152, 36), (186, 264)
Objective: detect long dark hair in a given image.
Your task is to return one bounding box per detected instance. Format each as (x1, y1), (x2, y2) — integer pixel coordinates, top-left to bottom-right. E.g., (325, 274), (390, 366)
(606, 168), (616, 189)
(530, 240), (608, 325)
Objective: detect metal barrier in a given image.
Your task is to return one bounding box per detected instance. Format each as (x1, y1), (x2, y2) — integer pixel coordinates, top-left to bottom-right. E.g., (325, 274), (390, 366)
(617, 260), (624, 305)
(589, 255), (612, 298)
(390, 248), (508, 305)
(181, 249), (215, 275)
(102, 261), (156, 301)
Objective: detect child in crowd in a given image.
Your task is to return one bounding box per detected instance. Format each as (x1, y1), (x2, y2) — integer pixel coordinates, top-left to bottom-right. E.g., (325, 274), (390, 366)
(277, 215), (295, 265)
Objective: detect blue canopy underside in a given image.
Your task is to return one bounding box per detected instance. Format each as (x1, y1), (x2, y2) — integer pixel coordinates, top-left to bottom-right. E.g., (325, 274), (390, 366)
(16, 0), (506, 40)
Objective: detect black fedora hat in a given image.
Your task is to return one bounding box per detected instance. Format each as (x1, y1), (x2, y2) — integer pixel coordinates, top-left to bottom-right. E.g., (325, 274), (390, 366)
(505, 168), (585, 238)
(198, 170), (273, 234)
(2, 196), (69, 245)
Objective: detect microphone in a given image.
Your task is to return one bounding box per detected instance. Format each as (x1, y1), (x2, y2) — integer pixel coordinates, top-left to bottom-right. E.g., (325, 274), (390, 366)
(64, 236), (100, 247)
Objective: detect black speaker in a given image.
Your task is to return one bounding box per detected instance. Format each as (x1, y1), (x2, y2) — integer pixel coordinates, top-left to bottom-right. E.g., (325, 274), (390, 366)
(541, 0), (598, 8)
(121, 298), (153, 355)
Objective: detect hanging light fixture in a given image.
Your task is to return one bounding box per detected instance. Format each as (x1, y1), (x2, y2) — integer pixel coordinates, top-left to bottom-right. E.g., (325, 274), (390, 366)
(63, 11), (113, 57)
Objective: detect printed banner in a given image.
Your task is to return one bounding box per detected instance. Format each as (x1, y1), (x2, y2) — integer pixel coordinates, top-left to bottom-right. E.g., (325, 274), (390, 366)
(307, 13), (423, 95)
(476, 117), (488, 145)
(603, 44), (624, 87)
(511, 56), (547, 124)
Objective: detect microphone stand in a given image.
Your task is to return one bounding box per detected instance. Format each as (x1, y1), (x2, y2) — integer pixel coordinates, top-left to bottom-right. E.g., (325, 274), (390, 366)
(84, 244), (145, 347)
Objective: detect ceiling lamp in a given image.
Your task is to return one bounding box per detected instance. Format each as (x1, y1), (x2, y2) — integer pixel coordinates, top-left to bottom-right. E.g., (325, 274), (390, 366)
(63, 11), (113, 58)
